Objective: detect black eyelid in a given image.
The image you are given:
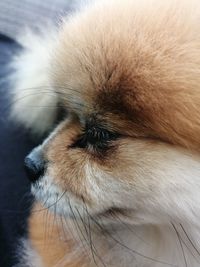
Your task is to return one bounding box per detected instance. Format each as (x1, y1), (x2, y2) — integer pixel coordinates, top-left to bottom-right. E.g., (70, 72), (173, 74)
(71, 126), (120, 149)
(88, 126), (118, 140)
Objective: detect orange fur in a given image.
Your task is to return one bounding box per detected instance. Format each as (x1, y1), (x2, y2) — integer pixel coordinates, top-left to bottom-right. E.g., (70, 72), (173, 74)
(29, 203), (88, 267)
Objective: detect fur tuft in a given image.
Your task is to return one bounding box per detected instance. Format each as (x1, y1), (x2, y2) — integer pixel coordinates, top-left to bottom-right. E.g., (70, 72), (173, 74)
(10, 29), (59, 135)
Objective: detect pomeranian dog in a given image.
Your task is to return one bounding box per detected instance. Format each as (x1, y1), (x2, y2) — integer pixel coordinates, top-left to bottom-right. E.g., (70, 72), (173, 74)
(11, 0), (200, 266)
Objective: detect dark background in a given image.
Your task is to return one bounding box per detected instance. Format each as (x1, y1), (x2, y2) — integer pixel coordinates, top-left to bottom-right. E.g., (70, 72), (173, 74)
(0, 35), (36, 267)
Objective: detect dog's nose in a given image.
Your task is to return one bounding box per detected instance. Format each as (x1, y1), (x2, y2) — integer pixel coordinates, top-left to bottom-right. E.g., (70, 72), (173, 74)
(24, 148), (45, 183)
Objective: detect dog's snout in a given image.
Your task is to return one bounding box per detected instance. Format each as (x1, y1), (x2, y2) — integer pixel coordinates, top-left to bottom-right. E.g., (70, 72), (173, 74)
(24, 148), (46, 183)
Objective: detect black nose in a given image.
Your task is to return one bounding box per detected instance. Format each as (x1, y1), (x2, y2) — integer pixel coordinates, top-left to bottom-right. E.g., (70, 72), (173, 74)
(24, 156), (45, 183)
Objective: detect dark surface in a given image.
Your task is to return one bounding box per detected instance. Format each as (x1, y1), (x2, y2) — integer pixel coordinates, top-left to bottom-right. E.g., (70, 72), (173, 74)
(0, 35), (36, 267)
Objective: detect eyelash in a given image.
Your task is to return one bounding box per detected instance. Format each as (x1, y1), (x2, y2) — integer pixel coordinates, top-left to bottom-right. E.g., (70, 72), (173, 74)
(72, 126), (119, 150)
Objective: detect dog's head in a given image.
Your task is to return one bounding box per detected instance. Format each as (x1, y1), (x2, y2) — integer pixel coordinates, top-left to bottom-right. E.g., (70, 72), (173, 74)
(24, 0), (200, 227)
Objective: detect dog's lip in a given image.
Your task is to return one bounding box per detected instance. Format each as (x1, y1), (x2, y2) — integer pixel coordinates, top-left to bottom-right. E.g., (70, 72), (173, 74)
(95, 207), (132, 219)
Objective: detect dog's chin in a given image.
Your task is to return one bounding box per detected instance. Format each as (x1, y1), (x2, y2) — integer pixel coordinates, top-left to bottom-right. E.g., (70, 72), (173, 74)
(30, 177), (77, 218)
(30, 175), (138, 230)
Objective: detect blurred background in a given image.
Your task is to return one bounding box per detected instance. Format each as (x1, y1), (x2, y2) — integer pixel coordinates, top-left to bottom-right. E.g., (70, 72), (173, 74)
(0, 1), (74, 266)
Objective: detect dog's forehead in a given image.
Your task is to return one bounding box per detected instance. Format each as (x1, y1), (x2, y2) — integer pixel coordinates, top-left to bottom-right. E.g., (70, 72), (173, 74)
(74, 83), (138, 126)
(55, 65), (137, 123)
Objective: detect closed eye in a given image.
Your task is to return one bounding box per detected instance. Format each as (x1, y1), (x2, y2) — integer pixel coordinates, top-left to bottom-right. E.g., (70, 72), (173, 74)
(71, 124), (119, 150)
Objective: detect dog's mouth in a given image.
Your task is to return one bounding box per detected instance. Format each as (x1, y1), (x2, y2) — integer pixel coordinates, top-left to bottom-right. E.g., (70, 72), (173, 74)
(96, 207), (131, 219)
(89, 207), (134, 231)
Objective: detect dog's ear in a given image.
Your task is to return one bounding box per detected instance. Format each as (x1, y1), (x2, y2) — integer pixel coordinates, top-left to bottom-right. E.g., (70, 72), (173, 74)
(10, 30), (58, 136)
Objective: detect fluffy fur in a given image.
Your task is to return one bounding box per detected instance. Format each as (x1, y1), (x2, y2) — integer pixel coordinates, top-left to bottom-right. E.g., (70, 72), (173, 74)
(11, 0), (200, 266)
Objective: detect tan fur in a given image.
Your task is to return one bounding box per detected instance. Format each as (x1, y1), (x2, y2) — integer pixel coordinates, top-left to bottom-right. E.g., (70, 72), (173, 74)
(51, 0), (200, 149)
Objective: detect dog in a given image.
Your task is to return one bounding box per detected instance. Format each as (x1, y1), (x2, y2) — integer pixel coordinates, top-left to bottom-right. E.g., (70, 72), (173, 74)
(11, 0), (200, 266)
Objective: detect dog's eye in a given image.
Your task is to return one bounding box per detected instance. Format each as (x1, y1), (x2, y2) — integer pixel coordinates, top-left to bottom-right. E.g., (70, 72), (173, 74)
(72, 125), (119, 150)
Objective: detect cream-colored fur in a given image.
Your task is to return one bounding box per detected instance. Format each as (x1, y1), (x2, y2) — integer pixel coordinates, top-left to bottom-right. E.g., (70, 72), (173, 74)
(10, 29), (59, 135)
